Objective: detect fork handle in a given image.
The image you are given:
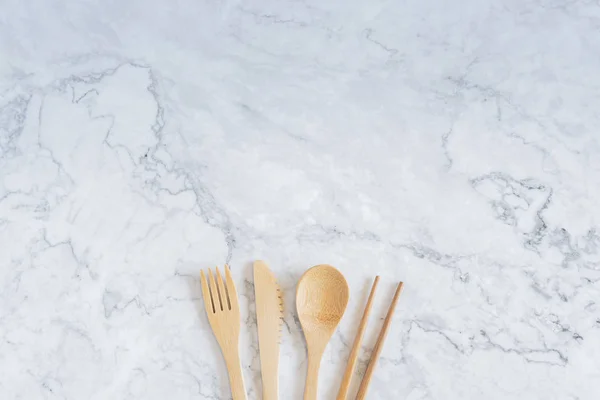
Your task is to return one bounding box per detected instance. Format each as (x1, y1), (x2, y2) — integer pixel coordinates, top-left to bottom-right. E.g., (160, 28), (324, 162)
(224, 351), (247, 400)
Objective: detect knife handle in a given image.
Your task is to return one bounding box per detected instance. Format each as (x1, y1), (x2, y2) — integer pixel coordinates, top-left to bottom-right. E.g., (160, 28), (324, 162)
(261, 365), (279, 400)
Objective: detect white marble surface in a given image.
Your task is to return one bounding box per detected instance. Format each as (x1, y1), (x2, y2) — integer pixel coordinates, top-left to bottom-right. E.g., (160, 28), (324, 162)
(1, 0), (600, 399)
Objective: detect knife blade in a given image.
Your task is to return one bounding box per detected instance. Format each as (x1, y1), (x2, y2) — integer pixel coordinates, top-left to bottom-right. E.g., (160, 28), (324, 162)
(254, 260), (283, 400)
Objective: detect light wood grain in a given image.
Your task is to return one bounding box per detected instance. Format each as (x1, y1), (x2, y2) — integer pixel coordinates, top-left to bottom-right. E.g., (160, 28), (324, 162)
(254, 260), (284, 400)
(336, 276), (380, 400)
(296, 265), (349, 400)
(200, 266), (247, 400)
(356, 281), (404, 400)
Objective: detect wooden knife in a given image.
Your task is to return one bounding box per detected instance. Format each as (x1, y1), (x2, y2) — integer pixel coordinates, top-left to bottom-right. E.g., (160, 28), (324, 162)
(253, 260), (284, 400)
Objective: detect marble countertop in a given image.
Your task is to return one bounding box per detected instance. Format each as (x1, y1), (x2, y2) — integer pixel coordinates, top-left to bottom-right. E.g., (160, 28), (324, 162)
(1, 1), (599, 399)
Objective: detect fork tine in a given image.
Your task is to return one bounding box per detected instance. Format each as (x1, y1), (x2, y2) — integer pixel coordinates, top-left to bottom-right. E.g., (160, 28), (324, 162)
(214, 267), (225, 311)
(208, 268), (222, 311)
(200, 270), (215, 314)
(216, 267), (231, 311)
(224, 265), (239, 311)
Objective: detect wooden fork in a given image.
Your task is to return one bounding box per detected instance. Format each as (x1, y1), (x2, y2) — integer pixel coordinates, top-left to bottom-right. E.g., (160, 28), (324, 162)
(200, 266), (247, 400)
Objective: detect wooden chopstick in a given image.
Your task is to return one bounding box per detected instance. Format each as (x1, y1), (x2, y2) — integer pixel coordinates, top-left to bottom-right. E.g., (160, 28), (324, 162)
(355, 281), (404, 400)
(336, 276), (380, 400)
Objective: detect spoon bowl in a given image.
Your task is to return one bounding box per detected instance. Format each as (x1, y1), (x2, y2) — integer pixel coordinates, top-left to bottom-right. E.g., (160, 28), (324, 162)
(296, 264), (349, 400)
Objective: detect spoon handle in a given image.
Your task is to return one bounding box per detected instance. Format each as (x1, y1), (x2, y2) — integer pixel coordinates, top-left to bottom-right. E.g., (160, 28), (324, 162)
(304, 351), (322, 400)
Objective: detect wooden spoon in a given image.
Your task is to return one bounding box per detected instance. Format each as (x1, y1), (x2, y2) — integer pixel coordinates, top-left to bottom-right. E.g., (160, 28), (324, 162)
(296, 264), (349, 400)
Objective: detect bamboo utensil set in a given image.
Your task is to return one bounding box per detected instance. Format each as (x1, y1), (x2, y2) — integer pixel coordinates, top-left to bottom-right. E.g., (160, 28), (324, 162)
(200, 262), (404, 399)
